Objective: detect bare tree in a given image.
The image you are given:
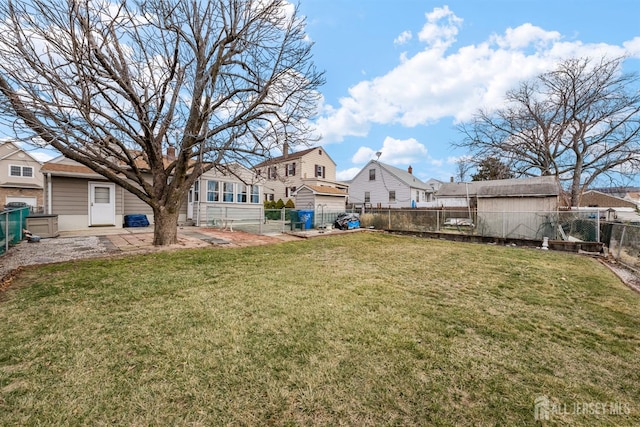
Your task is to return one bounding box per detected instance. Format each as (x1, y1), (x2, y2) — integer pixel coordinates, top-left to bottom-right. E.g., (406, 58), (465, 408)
(0, 0), (323, 245)
(456, 56), (640, 206)
(454, 156), (473, 182)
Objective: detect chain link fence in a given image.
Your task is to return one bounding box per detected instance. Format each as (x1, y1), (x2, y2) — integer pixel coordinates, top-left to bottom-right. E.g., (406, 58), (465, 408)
(1, 207), (30, 256)
(606, 223), (640, 270)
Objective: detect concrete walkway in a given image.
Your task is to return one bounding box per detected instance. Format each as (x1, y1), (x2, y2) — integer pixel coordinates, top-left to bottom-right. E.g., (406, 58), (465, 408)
(1, 226), (301, 287)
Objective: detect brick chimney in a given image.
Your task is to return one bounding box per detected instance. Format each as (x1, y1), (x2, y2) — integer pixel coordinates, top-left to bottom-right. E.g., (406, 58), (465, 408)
(283, 142), (289, 159)
(166, 145), (176, 161)
(408, 165), (413, 175)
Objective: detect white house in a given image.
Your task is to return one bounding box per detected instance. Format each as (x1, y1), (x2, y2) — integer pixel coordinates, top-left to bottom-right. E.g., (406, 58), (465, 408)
(348, 160), (432, 208)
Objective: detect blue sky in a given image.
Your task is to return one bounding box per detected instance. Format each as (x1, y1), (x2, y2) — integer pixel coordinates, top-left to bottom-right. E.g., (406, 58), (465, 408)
(4, 1), (640, 185)
(298, 0), (640, 183)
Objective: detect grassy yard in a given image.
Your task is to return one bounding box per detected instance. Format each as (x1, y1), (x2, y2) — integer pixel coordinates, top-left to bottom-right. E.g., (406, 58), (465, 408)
(1, 232), (639, 425)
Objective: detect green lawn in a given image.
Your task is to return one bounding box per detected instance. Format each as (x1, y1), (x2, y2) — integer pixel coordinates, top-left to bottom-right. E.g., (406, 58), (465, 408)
(1, 232), (639, 425)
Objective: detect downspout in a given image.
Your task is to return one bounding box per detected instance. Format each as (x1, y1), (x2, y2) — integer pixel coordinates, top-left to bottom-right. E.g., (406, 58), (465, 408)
(196, 175), (202, 226)
(47, 173), (52, 215)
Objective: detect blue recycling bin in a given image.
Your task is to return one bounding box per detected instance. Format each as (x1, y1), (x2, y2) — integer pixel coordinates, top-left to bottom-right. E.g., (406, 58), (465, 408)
(297, 210), (314, 230)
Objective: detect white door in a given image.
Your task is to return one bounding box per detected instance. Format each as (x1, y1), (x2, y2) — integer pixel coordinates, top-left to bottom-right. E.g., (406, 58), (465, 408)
(187, 181), (199, 220)
(89, 182), (116, 226)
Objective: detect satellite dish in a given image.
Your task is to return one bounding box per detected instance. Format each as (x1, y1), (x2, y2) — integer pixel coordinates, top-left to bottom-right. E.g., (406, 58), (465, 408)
(375, 152), (382, 160)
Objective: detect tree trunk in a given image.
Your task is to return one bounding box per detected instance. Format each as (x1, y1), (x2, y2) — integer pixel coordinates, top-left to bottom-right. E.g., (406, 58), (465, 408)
(152, 206), (180, 246)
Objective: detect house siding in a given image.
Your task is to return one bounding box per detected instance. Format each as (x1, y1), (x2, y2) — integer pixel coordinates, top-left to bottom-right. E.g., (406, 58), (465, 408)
(257, 147), (338, 203)
(0, 141), (44, 209)
(349, 162), (411, 208)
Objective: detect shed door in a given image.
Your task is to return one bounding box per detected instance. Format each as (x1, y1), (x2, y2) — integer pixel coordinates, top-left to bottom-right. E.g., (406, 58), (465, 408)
(89, 182), (116, 226)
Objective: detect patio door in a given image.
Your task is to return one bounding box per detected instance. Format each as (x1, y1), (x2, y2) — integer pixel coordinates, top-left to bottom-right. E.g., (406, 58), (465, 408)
(89, 182), (116, 226)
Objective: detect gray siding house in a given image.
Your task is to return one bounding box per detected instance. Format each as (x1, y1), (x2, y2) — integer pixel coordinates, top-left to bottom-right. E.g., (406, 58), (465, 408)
(348, 161), (431, 208)
(41, 156), (263, 232)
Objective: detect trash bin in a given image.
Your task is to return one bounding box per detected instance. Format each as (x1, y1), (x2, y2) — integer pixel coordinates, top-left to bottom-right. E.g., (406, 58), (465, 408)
(124, 214), (150, 227)
(298, 210), (314, 230)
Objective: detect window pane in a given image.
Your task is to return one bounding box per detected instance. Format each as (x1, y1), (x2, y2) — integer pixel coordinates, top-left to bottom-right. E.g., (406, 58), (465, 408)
(10, 165), (21, 176)
(94, 187), (110, 203)
(369, 169), (375, 180)
(207, 180), (219, 202)
(364, 192), (370, 203)
(223, 182), (234, 202)
(251, 185), (260, 203)
(22, 167), (33, 177)
(237, 184), (247, 203)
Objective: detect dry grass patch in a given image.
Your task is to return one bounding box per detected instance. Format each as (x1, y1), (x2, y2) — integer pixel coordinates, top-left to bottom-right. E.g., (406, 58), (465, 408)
(1, 232), (639, 425)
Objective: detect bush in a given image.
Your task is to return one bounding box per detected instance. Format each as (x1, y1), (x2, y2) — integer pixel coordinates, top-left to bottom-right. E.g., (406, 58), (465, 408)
(285, 199), (295, 209)
(275, 199), (285, 210)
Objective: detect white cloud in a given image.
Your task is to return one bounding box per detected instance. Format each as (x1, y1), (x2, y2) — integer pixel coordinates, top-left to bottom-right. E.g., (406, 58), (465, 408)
(315, 6), (637, 144)
(394, 30), (412, 45)
(336, 167), (362, 181)
(352, 136), (428, 165)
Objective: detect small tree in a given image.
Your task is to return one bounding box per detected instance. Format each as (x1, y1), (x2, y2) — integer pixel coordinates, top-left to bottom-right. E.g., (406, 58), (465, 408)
(471, 157), (514, 181)
(0, 0), (323, 245)
(457, 56), (640, 205)
(285, 199), (295, 208)
(275, 198), (285, 210)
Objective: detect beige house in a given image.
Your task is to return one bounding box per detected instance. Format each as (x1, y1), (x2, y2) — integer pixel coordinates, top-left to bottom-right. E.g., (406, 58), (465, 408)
(254, 146), (346, 204)
(0, 140), (44, 210)
(41, 155), (264, 232)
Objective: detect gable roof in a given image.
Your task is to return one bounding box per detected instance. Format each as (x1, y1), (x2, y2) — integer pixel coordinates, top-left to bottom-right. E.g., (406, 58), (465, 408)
(437, 176), (560, 198)
(253, 146), (336, 168)
(0, 140), (43, 163)
(354, 160), (431, 190)
(579, 190), (638, 208)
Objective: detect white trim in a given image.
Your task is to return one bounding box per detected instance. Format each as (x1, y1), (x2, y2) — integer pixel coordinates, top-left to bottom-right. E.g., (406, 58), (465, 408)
(8, 164), (34, 178)
(88, 181), (116, 226)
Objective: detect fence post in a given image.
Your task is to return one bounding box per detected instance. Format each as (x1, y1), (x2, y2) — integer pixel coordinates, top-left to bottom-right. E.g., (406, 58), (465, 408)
(596, 212), (600, 243)
(617, 225), (626, 260)
(4, 212), (8, 253)
(388, 209), (391, 230)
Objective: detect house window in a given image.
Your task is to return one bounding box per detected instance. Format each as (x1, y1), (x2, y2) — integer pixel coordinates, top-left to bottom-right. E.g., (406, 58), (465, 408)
(251, 185), (260, 203)
(207, 180), (219, 202)
(364, 191), (370, 203)
(192, 180), (199, 202)
(266, 193), (275, 202)
(315, 164), (325, 178)
(286, 163), (296, 177)
(236, 184), (247, 203)
(369, 169), (375, 181)
(268, 166), (277, 179)
(223, 182), (234, 202)
(285, 186), (297, 197)
(9, 165), (33, 177)
(389, 191), (396, 202)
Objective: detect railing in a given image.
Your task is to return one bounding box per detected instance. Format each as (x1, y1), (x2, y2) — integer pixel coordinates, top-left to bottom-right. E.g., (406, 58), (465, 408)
(1, 207), (30, 256)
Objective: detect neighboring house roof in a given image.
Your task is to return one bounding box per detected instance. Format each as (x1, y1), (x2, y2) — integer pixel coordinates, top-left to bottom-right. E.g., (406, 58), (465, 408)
(0, 140), (43, 163)
(0, 182), (44, 189)
(579, 190), (638, 208)
(437, 176), (560, 198)
(436, 181), (481, 198)
(353, 160), (431, 190)
(295, 184), (347, 196)
(253, 146), (336, 168)
(41, 162), (101, 178)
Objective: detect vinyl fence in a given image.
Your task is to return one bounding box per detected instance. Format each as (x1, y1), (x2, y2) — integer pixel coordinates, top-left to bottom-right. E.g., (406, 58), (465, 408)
(0, 207), (29, 256)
